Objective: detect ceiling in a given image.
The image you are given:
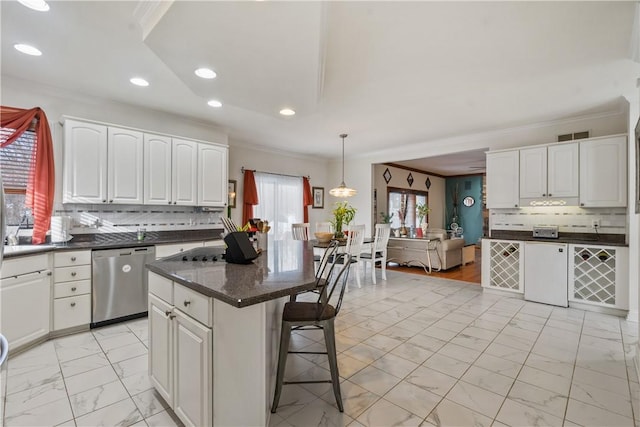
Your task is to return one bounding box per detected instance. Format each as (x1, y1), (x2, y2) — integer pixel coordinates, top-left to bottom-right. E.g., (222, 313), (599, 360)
(1, 1), (638, 174)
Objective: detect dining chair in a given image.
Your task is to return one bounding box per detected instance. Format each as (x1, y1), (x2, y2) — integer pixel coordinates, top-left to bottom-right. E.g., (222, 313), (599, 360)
(290, 240), (340, 302)
(315, 222), (333, 234)
(343, 224), (365, 287)
(291, 223), (310, 240)
(271, 253), (352, 414)
(360, 223), (391, 284)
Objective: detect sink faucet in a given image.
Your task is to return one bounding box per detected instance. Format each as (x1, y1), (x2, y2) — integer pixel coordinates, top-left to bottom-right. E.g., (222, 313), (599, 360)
(7, 213), (30, 245)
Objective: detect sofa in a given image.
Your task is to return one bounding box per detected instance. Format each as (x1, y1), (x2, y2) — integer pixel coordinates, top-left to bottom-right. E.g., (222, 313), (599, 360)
(387, 228), (465, 271)
(424, 229), (465, 270)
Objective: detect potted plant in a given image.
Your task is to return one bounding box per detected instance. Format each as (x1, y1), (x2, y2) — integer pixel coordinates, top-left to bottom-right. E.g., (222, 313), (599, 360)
(379, 211), (394, 224)
(330, 201), (356, 239)
(416, 203), (430, 235)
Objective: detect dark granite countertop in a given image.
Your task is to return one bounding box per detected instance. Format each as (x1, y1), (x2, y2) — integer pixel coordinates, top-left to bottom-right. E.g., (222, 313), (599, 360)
(488, 230), (627, 247)
(3, 229), (224, 259)
(147, 240), (317, 308)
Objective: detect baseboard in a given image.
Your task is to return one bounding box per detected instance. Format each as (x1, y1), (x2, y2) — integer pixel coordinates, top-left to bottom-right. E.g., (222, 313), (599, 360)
(569, 301), (628, 318)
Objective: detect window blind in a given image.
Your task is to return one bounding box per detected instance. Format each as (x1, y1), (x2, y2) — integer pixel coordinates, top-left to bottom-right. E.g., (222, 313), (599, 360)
(0, 128), (36, 192)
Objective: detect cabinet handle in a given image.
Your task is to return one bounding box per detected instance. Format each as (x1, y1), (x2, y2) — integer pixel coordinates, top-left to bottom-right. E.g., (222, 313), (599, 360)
(70, 302), (76, 307)
(71, 272), (77, 277)
(165, 310), (172, 317)
(71, 286), (77, 291)
(71, 256), (76, 261)
(183, 300), (191, 307)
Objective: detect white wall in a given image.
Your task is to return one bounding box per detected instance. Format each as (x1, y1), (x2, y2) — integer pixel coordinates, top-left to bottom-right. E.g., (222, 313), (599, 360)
(227, 142), (331, 229)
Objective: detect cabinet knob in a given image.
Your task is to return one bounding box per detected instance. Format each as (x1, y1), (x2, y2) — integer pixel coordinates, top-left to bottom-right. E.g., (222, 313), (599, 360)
(165, 310), (172, 317)
(71, 256), (77, 261)
(46, 271), (52, 276)
(70, 302), (76, 307)
(542, 193), (546, 197)
(71, 286), (77, 291)
(169, 314), (176, 320)
(168, 201), (172, 205)
(109, 200), (113, 203)
(183, 300), (191, 307)
(580, 203), (585, 207)
(514, 204), (518, 208)
(548, 193), (552, 197)
(71, 272), (77, 277)
(174, 202), (177, 205)
(103, 199), (106, 203)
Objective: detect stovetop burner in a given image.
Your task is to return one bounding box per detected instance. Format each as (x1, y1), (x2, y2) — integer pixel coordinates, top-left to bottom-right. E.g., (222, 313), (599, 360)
(163, 246), (226, 263)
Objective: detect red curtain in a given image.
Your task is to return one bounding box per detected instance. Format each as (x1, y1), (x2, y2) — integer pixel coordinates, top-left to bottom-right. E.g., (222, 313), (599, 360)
(242, 169), (259, 226)
(0, 107), (55, 245)
(302, 177), (312, 222)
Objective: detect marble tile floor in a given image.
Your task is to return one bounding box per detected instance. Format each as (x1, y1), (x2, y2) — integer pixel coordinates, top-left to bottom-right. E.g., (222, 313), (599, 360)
(2, 271), (639, 427)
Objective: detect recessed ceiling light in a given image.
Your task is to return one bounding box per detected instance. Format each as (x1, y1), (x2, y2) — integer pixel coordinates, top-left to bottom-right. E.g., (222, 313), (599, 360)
(279, 108), (295, 116)
(207, 100), (222, 108)
(14, 43), (42, 56)
(195, 68), (217, 79)
(17, 0), (49, 12)
(130, 77), (149, 87)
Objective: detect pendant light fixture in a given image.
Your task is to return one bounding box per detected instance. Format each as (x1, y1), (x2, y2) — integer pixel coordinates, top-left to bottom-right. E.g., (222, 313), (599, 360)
(329, 133), (357, 197)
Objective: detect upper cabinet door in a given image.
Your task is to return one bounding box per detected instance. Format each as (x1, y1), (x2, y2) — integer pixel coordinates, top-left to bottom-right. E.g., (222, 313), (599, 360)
(547, 142), (578, 199)
(486, 150), (520, 208)
(197, 144), (228, 207)
(580, 136), (627, 207)
(144, 134), (173, 205)
(63, 120), (108, 204)
(108, 127), (143, 204)
(172, 139), (198, 206)
(519, 147), (547, 199)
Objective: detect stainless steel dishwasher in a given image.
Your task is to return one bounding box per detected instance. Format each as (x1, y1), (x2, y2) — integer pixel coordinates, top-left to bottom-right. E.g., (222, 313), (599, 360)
(91, 246), (155, 327)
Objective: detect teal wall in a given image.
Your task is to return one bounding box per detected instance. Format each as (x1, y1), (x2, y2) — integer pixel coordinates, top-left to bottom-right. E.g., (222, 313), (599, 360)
(445, 175), (483, 245)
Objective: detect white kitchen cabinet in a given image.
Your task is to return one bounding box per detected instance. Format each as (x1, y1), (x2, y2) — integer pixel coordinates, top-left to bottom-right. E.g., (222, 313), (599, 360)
(108, 127), (144, 204)
(0, 254), (51, 351)
(519, 143), (578, 205)
(144, 133), (173, 205)
(481, 239), (524, 294)
(174, 309), (212, 427)
(197, 143), (228, 207)
(172, 139), (198, 206)
(63, 119), (108, 204)
(579, 135), (627, 207)
(52, 250), (91, 331)
(149, 293), (174, 405)
(486, 150), (520, 208)
(148, 272), (213, 427)
(155, 242), (203, 259)
(569, 244), (629, 310)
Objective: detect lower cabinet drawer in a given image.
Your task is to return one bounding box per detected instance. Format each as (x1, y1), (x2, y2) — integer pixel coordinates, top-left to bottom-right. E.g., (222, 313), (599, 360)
(54, 280), (91, 299)
(54, 294), (91, 330)
(55, 265), (91, 282)
(174, 283), (212, 327)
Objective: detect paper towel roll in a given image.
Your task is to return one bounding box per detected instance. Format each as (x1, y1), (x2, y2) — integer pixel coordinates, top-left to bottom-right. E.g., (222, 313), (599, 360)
(51, 216), (72, 243)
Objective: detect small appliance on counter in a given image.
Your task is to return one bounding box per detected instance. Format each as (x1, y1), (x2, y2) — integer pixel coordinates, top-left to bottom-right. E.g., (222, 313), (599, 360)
(532, 225), (559, 239)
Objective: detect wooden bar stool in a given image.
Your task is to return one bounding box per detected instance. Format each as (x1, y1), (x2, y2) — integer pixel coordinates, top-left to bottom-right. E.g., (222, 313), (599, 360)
(271, 253), (352, 413)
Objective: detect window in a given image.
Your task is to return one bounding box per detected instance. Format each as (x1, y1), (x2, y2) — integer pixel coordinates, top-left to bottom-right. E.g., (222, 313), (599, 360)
(0, 128), (36, 226)
(387, 188), (428, 229)
(253, 173), (303, 241)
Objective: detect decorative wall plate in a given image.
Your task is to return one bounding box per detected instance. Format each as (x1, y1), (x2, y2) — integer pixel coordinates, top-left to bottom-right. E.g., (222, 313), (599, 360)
(463, 196), (475, 207)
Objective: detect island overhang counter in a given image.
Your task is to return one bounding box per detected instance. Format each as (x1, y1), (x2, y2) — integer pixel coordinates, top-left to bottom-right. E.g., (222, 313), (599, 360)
(146, 240), (317, 427)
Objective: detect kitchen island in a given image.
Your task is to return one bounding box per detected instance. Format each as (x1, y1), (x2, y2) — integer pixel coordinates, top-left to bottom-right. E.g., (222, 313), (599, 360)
(146, 240), (317, 427)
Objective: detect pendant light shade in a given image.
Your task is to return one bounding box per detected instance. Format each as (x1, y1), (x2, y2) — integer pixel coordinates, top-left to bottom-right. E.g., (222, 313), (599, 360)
(329, 134), (357, 198)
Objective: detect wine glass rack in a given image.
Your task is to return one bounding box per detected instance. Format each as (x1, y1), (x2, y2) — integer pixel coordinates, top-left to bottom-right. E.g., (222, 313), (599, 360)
(572, 245), (617, 306)
(488, 241), (522, 291)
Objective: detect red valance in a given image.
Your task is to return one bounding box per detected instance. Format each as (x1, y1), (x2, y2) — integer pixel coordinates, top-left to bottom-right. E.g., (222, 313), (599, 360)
(302, 176), (312, 223)
(1, 106), (55, 244)
(242, 169), (259, 226)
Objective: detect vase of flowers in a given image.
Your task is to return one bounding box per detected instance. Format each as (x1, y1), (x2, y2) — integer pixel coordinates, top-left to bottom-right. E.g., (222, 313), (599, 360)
(417, 203), (430, 235)
(331, 201), (356, 239)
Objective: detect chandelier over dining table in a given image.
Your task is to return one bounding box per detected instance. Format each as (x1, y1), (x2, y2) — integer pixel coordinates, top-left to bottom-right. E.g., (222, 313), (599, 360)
(329, 133), (357, 198)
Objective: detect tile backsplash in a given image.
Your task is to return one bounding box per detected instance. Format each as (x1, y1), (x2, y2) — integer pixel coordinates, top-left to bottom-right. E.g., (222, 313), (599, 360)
(54, 204), (223, 235)
(490, 207), (627, 234)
